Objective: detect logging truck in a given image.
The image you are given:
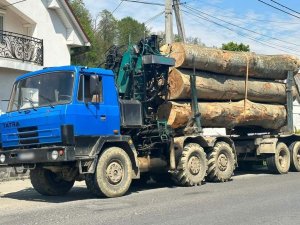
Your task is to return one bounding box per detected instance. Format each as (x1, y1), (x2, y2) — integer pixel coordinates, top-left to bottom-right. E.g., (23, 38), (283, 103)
(0, 35), (299, 198)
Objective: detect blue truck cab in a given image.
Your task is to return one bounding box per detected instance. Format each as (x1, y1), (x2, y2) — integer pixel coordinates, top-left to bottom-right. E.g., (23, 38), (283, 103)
(0, 66), (139, 169)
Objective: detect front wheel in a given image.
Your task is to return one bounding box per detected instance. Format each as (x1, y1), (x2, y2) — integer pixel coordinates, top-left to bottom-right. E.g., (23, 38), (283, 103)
(207, 142), (235, 182)
(30, 168), (75, 196)
(172, 143), (207, 186)
(86, 147), (132, 198)
(266, 142), (290, 174)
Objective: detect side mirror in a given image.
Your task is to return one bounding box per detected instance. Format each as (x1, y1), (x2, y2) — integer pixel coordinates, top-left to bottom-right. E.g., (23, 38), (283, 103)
(89, 75), (100, 95)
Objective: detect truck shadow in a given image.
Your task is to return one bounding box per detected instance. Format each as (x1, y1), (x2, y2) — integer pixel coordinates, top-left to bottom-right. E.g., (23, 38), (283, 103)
(1, 180), (177, 204)
(1, 167), (275, 204)
(1, 185), (94, 203)
(235, 165), (270, 175)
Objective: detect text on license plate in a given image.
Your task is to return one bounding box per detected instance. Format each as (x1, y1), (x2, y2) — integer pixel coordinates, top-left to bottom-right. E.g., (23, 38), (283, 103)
(18, 152), (35, 160)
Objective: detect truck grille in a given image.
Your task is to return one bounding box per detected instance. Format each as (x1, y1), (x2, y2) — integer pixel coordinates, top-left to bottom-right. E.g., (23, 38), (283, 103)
(17, 126), (39, 145)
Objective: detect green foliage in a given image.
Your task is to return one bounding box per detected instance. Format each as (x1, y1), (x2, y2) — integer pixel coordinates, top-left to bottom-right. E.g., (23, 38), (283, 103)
(222, 41), (250, 52)
(117, 17), (150, 46)
(69, 1), (150, 67)
(94, 10), (118, 65)
(68, 0), (94, 40)
(68, 0), (96, 66)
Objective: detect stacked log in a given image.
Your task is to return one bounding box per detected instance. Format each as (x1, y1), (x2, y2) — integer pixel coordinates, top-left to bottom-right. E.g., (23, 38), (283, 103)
(158, 43), (300, 130)
(168, 68), (297, 104)
(158, 100), (286, 130)
(162, 43), (300, 80)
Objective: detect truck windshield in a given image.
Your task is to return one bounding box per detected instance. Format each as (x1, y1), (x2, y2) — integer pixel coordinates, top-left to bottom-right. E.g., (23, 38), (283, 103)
(7, 72), (74, 112)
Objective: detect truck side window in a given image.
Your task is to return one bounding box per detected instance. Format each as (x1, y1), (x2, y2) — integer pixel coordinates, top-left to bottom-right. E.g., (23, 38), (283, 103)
(78, 75), (103, 103)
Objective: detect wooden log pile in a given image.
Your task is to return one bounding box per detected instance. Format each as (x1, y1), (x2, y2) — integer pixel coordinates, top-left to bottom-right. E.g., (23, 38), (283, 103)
(162, 43), (300, 80)
(168, 68), (298, 104)
(158, 43), (300, 130)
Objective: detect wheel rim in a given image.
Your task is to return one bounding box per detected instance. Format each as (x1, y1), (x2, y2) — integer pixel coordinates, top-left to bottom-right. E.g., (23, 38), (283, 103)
(106, 160), (124, 185)
(188, 155), (201, 175)
(217, 153), (228, 171)
(278, 149), (288, 170)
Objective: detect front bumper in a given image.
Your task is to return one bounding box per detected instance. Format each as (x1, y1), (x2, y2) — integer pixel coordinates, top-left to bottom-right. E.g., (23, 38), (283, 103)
(0, 146), (76, 166)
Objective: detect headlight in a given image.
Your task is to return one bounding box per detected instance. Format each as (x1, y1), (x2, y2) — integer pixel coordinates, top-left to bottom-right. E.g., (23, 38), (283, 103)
(51, 150), (59, 160)
(0, 154), (6, 163)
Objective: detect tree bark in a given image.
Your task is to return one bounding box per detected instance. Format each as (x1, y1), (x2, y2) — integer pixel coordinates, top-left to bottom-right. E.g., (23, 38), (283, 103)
(157, 100), (286, 130)
(162, 43), (300, 80)
(168, 68), (297, 104)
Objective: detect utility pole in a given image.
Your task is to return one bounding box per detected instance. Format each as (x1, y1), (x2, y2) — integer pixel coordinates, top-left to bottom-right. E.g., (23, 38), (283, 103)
(173, 0), (186, 42)
(165, 0), (173, 44)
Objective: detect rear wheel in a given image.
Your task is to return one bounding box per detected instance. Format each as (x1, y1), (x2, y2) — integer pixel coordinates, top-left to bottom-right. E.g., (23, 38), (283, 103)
(172, 143), (207, 186)
(85, 147), (132, 198)
(266, 142), (290, 174)
(30, 168), (75, 196)
(289, 142), (300, 172)
(207, 142), (235, 182)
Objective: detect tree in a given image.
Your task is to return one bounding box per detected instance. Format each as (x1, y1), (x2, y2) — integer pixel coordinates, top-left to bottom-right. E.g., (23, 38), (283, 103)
(222, 42), (250, 52)
(68, 0), (96, 66)
(117, 17), (150, 46)
(94, 10), (118, 66)
(69, 3), (152, 66)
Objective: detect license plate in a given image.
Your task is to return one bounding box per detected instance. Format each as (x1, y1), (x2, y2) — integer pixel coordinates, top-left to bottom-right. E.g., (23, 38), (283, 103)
(18, 152), (35, 160)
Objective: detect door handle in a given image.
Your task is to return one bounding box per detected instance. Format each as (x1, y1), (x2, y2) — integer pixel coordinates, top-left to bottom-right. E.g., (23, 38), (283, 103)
(100, 115), (106, 121)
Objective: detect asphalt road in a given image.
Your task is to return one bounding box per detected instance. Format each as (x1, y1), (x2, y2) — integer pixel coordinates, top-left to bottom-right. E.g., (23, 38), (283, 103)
(1, 170), (300, 225)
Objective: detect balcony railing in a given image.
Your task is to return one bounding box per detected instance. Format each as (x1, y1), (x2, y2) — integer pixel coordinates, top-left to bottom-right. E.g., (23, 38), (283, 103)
(0, 30), (43, 66)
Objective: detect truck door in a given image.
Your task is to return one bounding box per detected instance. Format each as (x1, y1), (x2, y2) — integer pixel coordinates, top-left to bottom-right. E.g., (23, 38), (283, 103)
(75, 74), (109, 135)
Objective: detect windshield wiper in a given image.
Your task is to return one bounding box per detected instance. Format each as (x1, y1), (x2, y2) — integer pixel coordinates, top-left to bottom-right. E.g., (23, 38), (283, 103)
(24, 97), (37, 111)
(39, 95), (54, 108)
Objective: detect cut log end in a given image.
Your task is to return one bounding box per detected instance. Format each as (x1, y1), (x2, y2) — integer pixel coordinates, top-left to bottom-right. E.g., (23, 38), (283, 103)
(157, 100), (287, 130)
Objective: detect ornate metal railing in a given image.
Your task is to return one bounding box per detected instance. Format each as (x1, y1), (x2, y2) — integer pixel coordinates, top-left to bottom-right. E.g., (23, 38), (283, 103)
(0, 30), (43, 66)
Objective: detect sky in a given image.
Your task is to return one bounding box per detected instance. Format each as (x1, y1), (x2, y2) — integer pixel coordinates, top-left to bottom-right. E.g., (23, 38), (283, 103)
(83, 0), (300, 57)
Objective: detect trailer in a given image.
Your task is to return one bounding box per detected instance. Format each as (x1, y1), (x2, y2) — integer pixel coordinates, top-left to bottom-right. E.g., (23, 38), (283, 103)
(0, 36), (299, 198)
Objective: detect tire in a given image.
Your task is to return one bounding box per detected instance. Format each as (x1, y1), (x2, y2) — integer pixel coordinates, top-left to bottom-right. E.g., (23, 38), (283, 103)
(85, 147), (132, 198)
(30, 168), (75, 196)
(207, 142), (235, 182)
(266, 142), (290, 174)
(289, 142), (300, 172)
(172, 143), (207, 186)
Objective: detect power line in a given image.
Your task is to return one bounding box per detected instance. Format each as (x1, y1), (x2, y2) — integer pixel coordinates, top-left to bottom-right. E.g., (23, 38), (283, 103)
(122, 0), (164, 6)
(112, 1), (124, 14)
(184, 6), (300, 54)
(122, 0), (186, 7)
(209, 12), (300, 25)
(270, 0), (300, 16)
(184, 4), (300, 47)
(189, 0), (300, 24)
(257, 0), (300, 20)
(181, 9), (300, 57)
(144, 11), (165, 24)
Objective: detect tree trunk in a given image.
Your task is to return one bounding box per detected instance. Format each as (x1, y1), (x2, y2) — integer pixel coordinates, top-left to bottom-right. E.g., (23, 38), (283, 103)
(157, 100), (286, 130)
(162, 43), (300, 80)
(168, 68), (297, 104)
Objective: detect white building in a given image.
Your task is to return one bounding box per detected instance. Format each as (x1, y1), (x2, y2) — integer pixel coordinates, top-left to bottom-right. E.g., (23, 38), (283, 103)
(0, 0), (90, 112)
